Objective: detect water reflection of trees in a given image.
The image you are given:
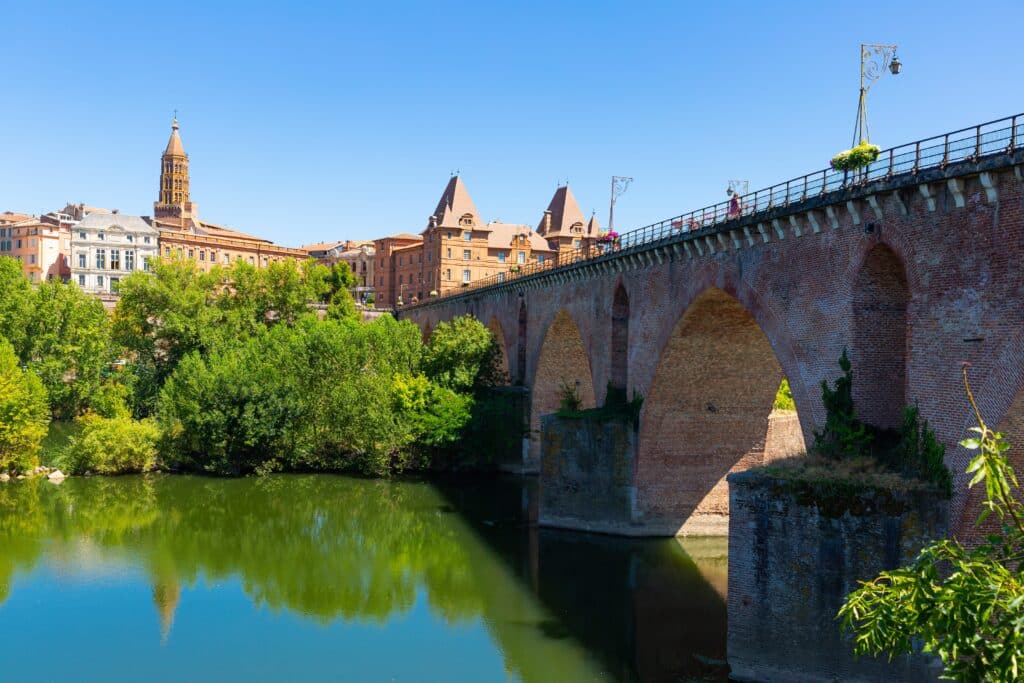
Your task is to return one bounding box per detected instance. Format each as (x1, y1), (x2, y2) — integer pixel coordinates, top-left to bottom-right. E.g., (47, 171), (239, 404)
(0, 475), (485, 625)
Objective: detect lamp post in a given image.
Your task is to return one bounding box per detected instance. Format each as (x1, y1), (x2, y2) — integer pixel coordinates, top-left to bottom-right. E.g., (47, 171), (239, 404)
(852, 43), (902, 147)
(607, 176), (633, 233)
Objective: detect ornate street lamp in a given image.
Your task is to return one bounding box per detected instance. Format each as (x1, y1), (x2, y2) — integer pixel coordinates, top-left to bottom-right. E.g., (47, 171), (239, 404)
(852, 43), (902, 146)
(607, 176), (633, 234)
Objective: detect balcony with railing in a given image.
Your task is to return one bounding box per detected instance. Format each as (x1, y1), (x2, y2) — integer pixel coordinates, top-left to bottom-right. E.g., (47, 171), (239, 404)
(402, 113), (1024, 310)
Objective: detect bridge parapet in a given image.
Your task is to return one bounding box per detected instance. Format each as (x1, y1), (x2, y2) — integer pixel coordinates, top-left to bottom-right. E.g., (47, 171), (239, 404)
(399, 114), (1023, 313)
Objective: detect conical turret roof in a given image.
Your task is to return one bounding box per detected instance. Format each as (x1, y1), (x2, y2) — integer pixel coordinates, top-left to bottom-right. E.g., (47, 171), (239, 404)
(429, 176), (483, 229)
(537, 185), (586, 237)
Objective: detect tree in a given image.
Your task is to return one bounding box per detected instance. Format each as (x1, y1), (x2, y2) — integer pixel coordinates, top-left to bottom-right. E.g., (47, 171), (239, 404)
(0, 256), (32, 353)
(0, 340), (49, 473)
(420, 315), (507, 394)
(839, 367), (1024, 681)
(23, 279), (113, 418)
(58, 414), (159, 474)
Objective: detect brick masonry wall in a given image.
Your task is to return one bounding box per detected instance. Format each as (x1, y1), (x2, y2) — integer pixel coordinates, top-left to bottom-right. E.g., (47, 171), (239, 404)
(727, 471), (947, 682)
(539, 414), (636, 534)
(401, 164), (1024, 539)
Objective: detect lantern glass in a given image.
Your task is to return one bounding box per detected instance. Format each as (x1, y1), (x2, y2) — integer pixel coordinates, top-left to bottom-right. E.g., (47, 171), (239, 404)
(889, 56), (902, 75)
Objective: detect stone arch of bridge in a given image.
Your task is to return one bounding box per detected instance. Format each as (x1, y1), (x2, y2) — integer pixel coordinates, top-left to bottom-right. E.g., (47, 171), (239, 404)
(529, 309), (597, 469)
(635, 286), (807, 536)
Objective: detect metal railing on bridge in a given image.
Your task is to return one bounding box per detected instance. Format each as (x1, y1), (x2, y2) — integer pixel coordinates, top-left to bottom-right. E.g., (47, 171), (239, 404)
(403, 113), (1023, 308)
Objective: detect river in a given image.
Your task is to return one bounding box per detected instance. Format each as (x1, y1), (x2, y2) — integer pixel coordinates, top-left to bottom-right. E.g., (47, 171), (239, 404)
(0, 474), (728, 682)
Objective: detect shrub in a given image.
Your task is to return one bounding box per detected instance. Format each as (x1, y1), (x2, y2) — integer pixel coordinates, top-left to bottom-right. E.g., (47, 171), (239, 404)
(0, 340), (50, 473)
(812, 350), (873, 459)
(59, 414), (159, 474)
(421, 315), (507, 393)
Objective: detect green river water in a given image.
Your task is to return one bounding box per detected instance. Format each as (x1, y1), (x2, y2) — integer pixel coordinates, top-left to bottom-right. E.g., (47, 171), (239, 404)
(0, 474), (728, 682)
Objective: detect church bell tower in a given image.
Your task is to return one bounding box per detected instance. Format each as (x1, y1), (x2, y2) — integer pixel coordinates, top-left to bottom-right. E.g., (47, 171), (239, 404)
(154, 116), (197, 221)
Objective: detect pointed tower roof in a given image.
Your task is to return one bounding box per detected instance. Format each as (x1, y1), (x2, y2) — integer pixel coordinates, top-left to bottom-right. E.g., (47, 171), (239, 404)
(537, 185), (586, 237)
(586, 212), (600, 236)
(164, 117), (186, 157)
(429, 176), (483, 230)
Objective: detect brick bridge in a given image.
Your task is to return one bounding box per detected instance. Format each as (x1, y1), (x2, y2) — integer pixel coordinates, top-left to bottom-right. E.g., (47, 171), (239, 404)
(398, 114), (1024, 538)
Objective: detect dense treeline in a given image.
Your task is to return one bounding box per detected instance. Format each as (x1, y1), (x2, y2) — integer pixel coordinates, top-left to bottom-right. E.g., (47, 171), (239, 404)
(0, 255), (504, 476)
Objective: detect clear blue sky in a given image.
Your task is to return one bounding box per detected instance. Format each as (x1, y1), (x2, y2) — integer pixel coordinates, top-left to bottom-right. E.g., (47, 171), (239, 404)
(2, 0), (1020, 246)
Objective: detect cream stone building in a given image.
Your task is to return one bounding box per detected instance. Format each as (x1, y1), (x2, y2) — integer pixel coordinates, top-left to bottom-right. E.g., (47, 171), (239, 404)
(70, 212), (159, 294)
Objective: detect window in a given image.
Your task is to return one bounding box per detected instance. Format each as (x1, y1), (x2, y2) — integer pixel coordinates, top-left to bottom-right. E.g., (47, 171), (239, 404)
(28, 254), (36, 264)
(110, 277), (120, 290)
(125, 251), (135, 271)
(463, 230), (472, 241)
(537, 254), (545, 265)
(143, 257), (151, 272)
(223, 254), (230, 264)
(165, 247), (171, 257)
(262, 258), (268, 267)
(188, 249), (194, 259)
(78, 253), (86, 268)
(573, 239), (581, 250)
(249, 256), (254, 265)
(15, 239), (21, 249)
(144, 236), (151, 244)
(199, 250), (206, 261)
(418, 254), (422, 263)
(78, 274), (86, 287)
(446, 232), (452, 240)
(497, 252), (506, 263)
(95, 249), (106, 269)
(127, 234), (134, 243)
(445, 269), (451, 281)
(517, 251), (525, 264)
(427, 252), (431, 262)
(98, 232), (105, 240)
(399, 256), (404, 266)
(462, 269), (470, 283)
(79, 231), (86, 240)
(399, 274), (404, 284)
(176, 248), (183, 258)
(446, 248), (451, 258)
(463, 249), (471, 260)
(110, 249), (120, 270)
(28, 272), (35, 282)
(30, 238), (36, 247)
(97, 275), (104, 288)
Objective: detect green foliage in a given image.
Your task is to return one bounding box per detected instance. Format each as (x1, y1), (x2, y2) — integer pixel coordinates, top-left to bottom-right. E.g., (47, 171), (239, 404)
(0, 256), (32, 353)
(557, 379), (583, 414)
(839, 369), (1024, 681)
(364, 293), (375, 306)
(831, 141), (881, 171)
(113, 258), (328, 415)
(812, 350), (873, 459)
(889, 405), (952, 496)
(0, 340), (50, 473)
(157, 315), (468, 476)
(325, 289), (359, 322)
(773, 378), (796, 411)
(421, 315), (507, 394)
(58, 414), (159, 474)
(90, 380), (132, 419)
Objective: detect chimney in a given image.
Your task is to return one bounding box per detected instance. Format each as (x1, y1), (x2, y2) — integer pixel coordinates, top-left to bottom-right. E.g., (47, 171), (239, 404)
(542, 210), (552, 234)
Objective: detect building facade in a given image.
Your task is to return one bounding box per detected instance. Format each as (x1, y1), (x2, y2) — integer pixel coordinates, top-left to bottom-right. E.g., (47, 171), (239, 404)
(374, 176), (588, 308)
(69, 212), (159, 294)
(0, 216), (71, 282)
(150, 118), (307, 270)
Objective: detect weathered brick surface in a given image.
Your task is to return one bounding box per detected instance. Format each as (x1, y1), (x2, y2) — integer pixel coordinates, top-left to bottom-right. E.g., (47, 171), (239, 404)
(539, 414), (636, 534)
(401, 164), (1024, 539)
(727, 471), (946, 682)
